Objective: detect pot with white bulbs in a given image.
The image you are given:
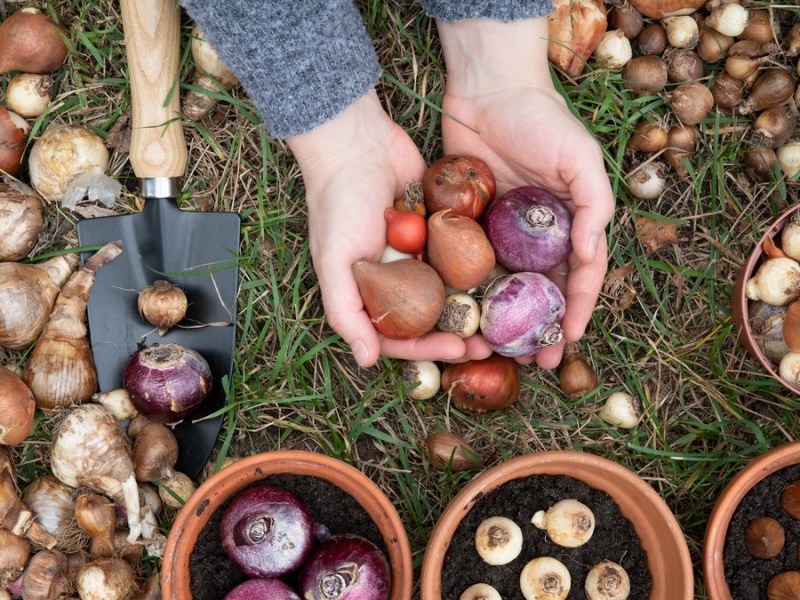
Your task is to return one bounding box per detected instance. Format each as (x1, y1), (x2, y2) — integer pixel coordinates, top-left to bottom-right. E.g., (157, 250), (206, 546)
(420, 451), (693, 600)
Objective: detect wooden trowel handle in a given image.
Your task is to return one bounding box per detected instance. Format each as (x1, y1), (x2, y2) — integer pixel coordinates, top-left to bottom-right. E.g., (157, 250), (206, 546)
(120, 0), (187, 179)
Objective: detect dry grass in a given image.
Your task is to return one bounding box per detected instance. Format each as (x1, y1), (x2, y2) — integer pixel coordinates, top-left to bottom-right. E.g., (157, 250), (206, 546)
(3, 0), (800, 597)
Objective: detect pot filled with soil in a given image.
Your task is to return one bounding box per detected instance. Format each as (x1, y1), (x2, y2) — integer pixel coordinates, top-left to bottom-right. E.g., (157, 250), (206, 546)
(704, 441), (800, 600)
(731, 203), (800, 395)
(161, 450), (413, 599)
(420, 450), (693, 600)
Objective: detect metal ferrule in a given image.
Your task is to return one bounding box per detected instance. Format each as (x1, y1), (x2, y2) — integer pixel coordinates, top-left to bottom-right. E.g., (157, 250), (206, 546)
(140, 177), (180, 198)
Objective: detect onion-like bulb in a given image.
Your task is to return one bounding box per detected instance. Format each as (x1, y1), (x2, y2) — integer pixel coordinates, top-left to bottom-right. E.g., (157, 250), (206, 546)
(20, 550), (72, 599)
(746, 258), (800, 306)
(0, 462), (57, 549)
(50, 404), (152, 543)
(182, 25), (239, 120)
(75, 492), (117, 558)
(0, 7), (68, 75)
(0, 529), (30, 588)
(75, 557), (137, 600)
(0, 368), (35, 445)
(0, 108), (30, 176)
(585, 560), (631, 600)
(738, 68), (796, 116)
(531, 498), (596, 547)
(6, 73), (53, 118)
(520, 556), (571, 600)
(21, 476), (81, 553)
(778, 140), (800, 180)
(132, 422), (179, 483)
(23, 241), (122, 410)
(547, 0), (608, 78)
(0, 182), (44, 262)
(137, 280), (188, 335)
(0, 253), (79, 349)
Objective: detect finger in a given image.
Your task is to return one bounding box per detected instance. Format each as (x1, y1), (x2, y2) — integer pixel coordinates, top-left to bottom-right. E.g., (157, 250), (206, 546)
(379, 331), (468, 362)
(565, 149), (615, 265)
(561, 234), (609, 341)
(534, 339), (566, 370)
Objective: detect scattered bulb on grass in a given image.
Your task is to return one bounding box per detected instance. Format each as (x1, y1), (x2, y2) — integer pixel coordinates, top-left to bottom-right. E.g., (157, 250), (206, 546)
(5, 73), (53, 118)
(662, 16), (699, 49)
(745, 257), (800, 306)
(777, 140), (800, 179)
(585, 560), (631, 600)
(558, 342), (599, 396)
(593, 29), (633, 71)
(625, 162), (666, 200)
(706, 2), (749, 37)
(531, 499), (595, 548)
(402, 360), (441, 400)
(426, 431), (482, 472)
(460, 583), (502, 600)
(519, 556), (571, 600)
(475, 516), (523, 565)
(598, 391), (640, 429)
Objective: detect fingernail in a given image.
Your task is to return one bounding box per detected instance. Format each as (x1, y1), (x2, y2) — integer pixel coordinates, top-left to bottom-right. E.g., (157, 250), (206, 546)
(350, 340), (369, 367)
(587, 234), (599, 262)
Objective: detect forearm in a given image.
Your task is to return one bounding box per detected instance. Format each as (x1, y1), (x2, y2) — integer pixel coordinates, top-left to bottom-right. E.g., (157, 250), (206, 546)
(179, 0), (381, 138)
(434, 17), (553, 95)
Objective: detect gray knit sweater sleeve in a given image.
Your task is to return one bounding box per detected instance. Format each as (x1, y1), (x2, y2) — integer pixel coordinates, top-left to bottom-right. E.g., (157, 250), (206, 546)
(179, 1), (553, 139)
(418, 1), (553, 21)
(179, 0), (381, 139)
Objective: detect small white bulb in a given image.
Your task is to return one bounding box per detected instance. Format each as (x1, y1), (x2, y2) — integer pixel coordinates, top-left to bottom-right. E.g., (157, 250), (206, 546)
(519, 556), (571, 600)
(475, 516), (523, 565)
(598, 392), (640, 429)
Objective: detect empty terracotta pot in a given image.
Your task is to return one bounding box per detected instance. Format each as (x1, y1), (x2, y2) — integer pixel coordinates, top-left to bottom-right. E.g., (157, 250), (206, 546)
(161, 450), (413, 599)
(703, 441), (800, 599)
(420, 450), (694, 599)
(731, 203), (800, 394)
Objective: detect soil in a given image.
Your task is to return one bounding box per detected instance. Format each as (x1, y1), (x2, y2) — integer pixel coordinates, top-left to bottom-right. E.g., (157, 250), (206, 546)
(439, 474), (652, 600)
(188, 473), (385, 599)
(723, 463), (800, 599)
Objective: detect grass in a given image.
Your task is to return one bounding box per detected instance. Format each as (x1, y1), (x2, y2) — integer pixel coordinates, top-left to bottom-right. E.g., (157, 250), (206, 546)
(2, 0), (800, 598)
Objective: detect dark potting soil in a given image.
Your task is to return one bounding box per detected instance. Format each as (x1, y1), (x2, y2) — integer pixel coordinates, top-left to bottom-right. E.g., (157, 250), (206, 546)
(189, 473), (386, 599)
(440, 474), (652, 600)
(723, 463), (800, 599)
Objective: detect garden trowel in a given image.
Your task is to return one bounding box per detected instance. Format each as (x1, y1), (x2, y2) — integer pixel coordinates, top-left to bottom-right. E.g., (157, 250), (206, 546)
(77, 0), (240, 479)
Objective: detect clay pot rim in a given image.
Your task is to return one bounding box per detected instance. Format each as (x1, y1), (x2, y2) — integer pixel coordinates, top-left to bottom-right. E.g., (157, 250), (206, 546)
(161, 450), (413, 600)
(703, 441), (800, 600)
(731, 203), (800, 395)
(419, 450), (694, 600)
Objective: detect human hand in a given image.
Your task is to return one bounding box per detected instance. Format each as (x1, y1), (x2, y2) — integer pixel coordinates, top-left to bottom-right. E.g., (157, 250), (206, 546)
(434, 17), (615, 369)
(287, 92), (493, 367)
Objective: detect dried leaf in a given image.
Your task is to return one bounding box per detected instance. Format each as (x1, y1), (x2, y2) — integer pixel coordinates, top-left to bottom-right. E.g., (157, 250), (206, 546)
(636, 217), (678, 254)
(603, 265), (636, 311)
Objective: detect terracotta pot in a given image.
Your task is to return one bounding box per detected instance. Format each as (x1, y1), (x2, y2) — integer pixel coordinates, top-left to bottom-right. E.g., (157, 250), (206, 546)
(731, 203), (800, 394)
(161, 450), (413, 599)
(703, 441), (800, 599)
(420, 450), (693, 599)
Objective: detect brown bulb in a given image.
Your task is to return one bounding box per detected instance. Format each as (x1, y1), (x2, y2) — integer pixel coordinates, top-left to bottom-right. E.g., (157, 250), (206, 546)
(137, 280), (188, 335)
(622, 55), (668, 97)
(710, 71), (744, 111)
(781, 479), (800, 519)
(738, 68), (796, 116)
(664, 124), (699, 179)
(697, 27), (734, 63)
(739, 10), (774, 44)
(743, 146), (778, 183)
(667, 49), (705, 83)
(608, 2), (644, 39)
(558, 342), (599, 396)
(637, 22), (668, 56)
(786, 23), (800, 58)
(767, 571), (800, 600)
(667, 82), (714, 125)
(753, 107), (796, 149)
(627, 119), (668, 153)
(425, 431), (482, 472)
(744, 516), (785, 559)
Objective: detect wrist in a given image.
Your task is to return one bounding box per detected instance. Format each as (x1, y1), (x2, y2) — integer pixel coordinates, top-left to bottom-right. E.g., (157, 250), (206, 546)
(435, 17), (552, 96)
(286, 91), (394, 176)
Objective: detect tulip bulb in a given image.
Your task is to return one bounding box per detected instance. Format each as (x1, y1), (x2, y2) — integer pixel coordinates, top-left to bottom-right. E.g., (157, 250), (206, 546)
(425, 431), (482, 472)
(598, 391), (640, 428)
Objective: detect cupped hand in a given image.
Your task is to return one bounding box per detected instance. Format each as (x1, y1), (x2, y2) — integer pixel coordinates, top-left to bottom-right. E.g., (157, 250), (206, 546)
(440, 85), (613, 368)
(287, 91), (493, 367)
